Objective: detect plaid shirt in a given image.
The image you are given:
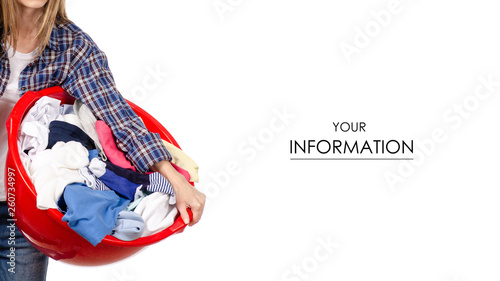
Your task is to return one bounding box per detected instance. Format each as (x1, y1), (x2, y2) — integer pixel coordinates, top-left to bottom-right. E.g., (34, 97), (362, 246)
(0, 22), (171, 173)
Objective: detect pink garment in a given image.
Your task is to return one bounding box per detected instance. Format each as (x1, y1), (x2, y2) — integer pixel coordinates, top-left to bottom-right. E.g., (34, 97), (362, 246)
(95, 120), (136, 171)
(171, 162), (191, 182)
(96, 120), (192, 183)
(144, 163), (190, 182)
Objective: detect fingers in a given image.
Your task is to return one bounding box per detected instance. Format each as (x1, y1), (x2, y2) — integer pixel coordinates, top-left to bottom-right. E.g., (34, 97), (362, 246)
(178, 203), (191, 225)
(152, 160), (206, 226)
(177, 192), (206, 226)
(188, 194), (206, 226)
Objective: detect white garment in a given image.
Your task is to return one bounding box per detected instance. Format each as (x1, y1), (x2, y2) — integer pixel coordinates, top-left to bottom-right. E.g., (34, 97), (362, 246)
(59, 103), (84, 130)
(0, 46), (36, 201)
(134, 192), (178, 237)
(73, 100), (107, 160)
(18, 96), (63, 159)
(62, 114), (84, 131)
(78, 166), (111, 191)
(29, 141), (89, 210)
(78, 166), (98, 189)
(88, 158), (107, 177)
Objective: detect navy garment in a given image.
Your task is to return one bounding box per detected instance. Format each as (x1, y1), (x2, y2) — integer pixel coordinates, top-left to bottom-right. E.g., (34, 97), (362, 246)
(105, 160), (149, 185)
(96, 169), (142, 200)
(47, 120), (96, 150)
(89, 159), (175, 201)
(58, 183), (130, 246)
(104, 160), (174, 196)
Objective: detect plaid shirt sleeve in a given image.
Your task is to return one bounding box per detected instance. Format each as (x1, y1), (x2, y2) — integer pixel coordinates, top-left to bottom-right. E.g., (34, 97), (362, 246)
(0, 22), (172, 172)
(59, 28), (172, 172)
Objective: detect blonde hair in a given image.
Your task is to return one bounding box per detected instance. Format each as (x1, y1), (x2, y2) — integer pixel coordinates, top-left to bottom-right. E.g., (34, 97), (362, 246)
(0, 0), (70, 57)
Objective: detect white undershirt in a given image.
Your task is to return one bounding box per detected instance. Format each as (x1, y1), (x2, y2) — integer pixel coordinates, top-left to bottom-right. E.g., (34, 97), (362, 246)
(0, 45), (36, 201)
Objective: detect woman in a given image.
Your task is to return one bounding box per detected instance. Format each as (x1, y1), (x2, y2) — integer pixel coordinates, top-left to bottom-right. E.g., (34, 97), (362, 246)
(0, 0), (206, 280)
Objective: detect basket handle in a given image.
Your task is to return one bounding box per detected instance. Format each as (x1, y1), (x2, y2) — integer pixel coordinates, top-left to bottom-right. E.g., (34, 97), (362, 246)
(169, 208), (194, 234)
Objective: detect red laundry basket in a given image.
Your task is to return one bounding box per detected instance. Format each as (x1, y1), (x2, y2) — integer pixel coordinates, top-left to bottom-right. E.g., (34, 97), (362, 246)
(4, 86), (192, 266)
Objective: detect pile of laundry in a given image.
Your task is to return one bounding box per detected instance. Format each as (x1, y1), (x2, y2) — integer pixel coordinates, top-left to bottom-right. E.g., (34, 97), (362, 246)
(17, 96), (198, 246)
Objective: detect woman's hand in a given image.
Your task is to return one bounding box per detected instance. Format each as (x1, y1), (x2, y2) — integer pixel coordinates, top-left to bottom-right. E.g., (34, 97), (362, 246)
(151, 160), (206, 226)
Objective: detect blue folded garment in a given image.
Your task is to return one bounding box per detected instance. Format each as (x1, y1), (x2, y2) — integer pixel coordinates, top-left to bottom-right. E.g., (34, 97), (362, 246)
(58, 183), (130, 246)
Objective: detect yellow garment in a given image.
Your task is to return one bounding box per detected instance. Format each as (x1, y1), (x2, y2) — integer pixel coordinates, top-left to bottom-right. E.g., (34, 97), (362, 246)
(162, 140), (199, 183)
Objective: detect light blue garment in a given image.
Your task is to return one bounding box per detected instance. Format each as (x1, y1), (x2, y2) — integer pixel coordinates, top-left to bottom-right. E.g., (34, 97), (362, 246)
(125, 188), (151, 212)
(109, 211), (145, 241)
(59, 104), (75, 115)
(58, 183), (130, 246)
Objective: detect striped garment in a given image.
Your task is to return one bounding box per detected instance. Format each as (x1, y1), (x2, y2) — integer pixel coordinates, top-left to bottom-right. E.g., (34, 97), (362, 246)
(147, 171), (174, 196)
(88, 158), (174, 200)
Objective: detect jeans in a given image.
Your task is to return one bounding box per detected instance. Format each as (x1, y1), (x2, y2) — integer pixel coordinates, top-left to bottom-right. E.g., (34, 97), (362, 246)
(0, 202), (48, 281)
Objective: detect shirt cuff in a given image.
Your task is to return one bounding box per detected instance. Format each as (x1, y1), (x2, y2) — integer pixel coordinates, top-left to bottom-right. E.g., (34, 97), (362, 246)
(127, 132), (172, 173)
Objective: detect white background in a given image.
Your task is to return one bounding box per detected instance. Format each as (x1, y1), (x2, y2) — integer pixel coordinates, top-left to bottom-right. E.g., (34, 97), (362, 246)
(47, 0), (500, 280)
